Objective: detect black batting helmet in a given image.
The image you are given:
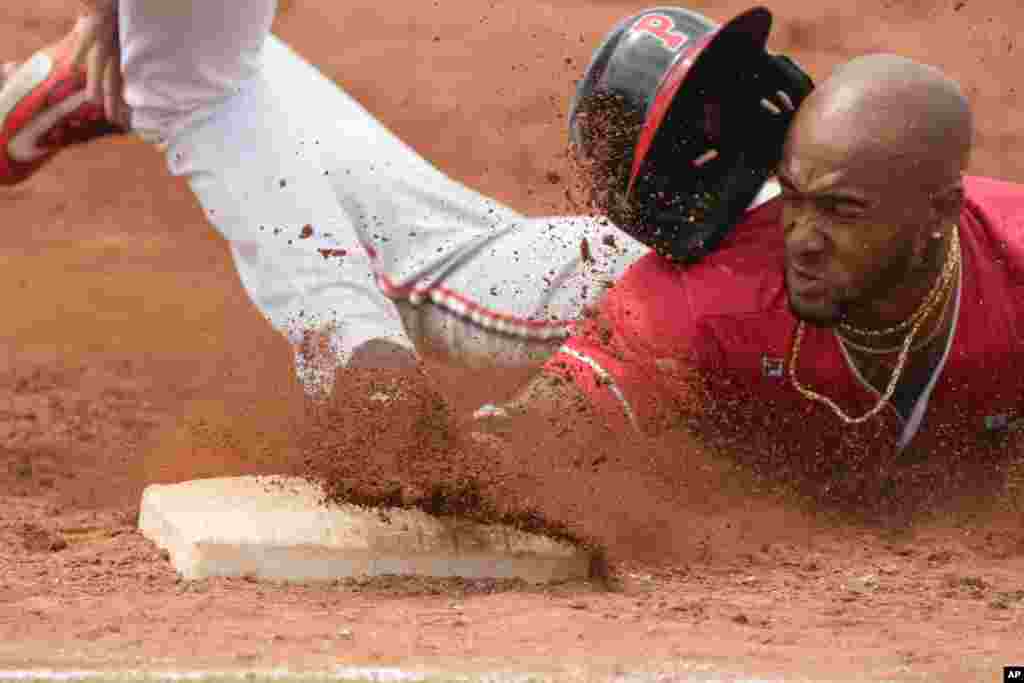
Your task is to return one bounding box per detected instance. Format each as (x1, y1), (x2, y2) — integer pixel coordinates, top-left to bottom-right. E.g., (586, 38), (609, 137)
(569, 6), (813, 262)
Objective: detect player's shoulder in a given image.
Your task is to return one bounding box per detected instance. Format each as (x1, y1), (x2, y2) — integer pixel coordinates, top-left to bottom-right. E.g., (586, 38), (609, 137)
(965, 175), (1024, 203)
(601, 199), (786, 345)
(962, 175), (1024, 278)
(608, 200), (784, 312)
(964, 176), (1024, 230)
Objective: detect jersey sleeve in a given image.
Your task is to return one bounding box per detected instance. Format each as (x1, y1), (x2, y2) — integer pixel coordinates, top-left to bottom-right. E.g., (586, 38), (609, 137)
(542, 254), (712, 432)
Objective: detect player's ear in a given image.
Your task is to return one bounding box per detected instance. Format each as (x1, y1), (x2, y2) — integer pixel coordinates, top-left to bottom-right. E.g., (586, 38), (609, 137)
(930, 179), (965, 225)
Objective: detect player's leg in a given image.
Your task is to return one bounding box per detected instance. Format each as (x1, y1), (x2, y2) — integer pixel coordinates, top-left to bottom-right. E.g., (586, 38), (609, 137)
(121, 4), (648, 401)
(118, 0), (411, 397)
(253, 35), (650, 402)
(391, 213), (649, 407)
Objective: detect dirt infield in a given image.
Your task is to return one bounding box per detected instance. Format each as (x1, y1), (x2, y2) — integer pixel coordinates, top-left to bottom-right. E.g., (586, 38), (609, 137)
(2, 0), (1023, 680)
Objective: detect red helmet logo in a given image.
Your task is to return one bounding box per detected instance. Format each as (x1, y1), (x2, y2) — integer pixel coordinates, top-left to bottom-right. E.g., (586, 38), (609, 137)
(630, 14), (690, 52)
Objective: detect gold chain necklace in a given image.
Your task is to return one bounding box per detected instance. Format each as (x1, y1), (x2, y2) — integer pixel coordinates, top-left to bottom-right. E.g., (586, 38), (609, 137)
(788, 227), (960, 425)
(838, 229), (960, 338)
(836, 266), (956, 355)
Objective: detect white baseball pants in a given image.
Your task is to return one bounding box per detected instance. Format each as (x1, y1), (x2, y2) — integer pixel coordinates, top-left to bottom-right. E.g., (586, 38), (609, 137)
(119, 0), (648, 401)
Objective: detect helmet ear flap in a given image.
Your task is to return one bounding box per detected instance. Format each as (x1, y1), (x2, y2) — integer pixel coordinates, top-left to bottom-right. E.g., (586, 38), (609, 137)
(738, 53), (815, 170)
(767, 54), (815, 104)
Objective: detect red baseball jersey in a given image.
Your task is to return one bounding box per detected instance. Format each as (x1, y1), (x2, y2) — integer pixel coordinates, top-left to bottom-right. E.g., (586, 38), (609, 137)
(546, 176), (1024, 464)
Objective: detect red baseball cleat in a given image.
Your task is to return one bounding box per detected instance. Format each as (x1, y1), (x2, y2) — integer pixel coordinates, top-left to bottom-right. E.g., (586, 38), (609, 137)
(0, 35), (123, 186)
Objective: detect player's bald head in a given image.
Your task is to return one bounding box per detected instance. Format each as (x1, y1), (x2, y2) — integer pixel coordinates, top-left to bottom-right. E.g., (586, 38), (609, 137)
(788, 54), (972, 189)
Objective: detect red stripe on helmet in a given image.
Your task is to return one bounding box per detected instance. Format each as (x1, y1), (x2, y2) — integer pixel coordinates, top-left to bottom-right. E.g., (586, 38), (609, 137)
(627, 32), (715, 197)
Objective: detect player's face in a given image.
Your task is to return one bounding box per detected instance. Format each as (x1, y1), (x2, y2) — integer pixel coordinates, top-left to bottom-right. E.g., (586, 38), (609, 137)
(777, 129), (930, 327)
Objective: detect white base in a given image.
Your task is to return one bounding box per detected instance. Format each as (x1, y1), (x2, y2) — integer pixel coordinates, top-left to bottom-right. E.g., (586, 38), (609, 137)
(138, 476), (591, 584)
